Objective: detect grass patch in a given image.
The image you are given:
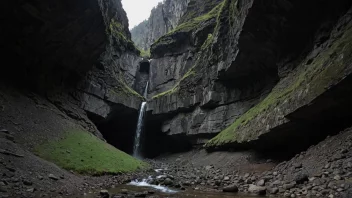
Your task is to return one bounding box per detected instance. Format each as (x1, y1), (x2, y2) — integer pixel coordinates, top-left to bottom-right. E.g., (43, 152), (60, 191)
(206, 22), (352, 148)
(139, 48), (151, 58)
(35, 129), (148, 175)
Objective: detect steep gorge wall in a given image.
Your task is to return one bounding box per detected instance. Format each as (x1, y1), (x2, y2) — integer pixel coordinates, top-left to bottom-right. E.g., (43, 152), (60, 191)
(130, 0), (190, 51)
(144, 0), (352, 155)
(0, 0), (146, 154)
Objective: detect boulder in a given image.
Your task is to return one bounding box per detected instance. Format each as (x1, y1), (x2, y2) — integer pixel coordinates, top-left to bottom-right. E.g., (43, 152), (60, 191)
(248, 184), (266, 195)
(223, 184), (239, 192)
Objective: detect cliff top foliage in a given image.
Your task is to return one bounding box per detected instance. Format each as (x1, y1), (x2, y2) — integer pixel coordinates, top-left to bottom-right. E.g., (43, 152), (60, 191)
(166, 1), (224, 36)
(151, 1), (224, 50)
(205, 22), (352, 148)
(35, 129), (148, 175)
(109, 18), (138, 52)
(139, 48), (151, 58)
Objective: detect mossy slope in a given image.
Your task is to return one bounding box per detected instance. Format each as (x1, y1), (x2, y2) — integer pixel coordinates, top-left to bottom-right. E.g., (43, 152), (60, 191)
(206, 21), (352, 148)
(35, 129), (147, 175)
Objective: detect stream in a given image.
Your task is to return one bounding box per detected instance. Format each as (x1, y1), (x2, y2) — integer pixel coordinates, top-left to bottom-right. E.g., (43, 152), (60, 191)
(101, 184), (261, 198)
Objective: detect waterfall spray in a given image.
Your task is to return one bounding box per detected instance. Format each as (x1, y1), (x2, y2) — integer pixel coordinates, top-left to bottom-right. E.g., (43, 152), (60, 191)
(133, 82), (149, 157)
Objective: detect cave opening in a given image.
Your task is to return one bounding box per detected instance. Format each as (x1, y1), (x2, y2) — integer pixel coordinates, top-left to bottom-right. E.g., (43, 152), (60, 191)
(134, 60), (151, 96)
(86, 105), (139, 155)
(139, 60), (150, 73)
(137, 113), (194, 158)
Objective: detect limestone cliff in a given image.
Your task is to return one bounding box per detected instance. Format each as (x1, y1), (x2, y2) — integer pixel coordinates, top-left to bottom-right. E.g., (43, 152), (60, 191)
(0, 0), (146, 154)
(130, 0), (190, 51)
(144, 0), (352, 155)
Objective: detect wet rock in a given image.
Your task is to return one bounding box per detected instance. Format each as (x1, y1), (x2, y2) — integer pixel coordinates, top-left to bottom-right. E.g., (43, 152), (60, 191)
(147, 190), (155, 194)
(48, 174), (59, 180)
(248, 184), (266, 195)
(222, 184), (238, 192)
(121, 189), (128, 194)
(134, 192), (147, 197)
(100, 189), (109, 198)
(163, 178), (173, 186)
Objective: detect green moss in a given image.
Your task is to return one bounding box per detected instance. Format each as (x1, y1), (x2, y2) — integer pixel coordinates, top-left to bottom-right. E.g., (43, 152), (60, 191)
(109, 19), (135, 47)
(152, 2), (224, 49)
(201, 34), (214, 50)
(206, 23), (352, 148)
(139, 48), (151, 58)
(169, 3), (223, 35)
(35, 129), (148, 175)
(117, 77), (144, 99)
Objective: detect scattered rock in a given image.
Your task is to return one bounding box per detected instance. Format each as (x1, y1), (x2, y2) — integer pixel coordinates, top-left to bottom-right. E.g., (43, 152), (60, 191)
(294, 172), (309, 184)
(270, 187), (279, 194)
(222, 184), (239, 192)
(121, 189), (128, 194)
(0, 129), (9, 134)
(256, 179), (265, 186)
(23, 179), (32, 186)
(26, 188), (35, 193)
(48, 174), (59, 180)
(100, 189), (109, 198)
(163, 178), (173, 186)
(293, 163), (302, 169)
(283, 183), (296, 190)
(334, 175), (342, 180)
(134, 192), (147, 197)
(248, 184), (266, 195)
(0, 186), (7, 192)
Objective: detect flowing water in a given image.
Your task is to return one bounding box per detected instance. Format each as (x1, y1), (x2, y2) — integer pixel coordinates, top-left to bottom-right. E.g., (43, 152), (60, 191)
(133, 82), (149, 157)
(93, 183), (261, 198)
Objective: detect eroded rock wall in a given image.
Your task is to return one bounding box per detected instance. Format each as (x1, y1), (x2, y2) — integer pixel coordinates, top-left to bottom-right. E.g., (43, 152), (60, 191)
(130, 0), (190, 50)
(145, 0), (352, 152)
(0, 0), (146, 153)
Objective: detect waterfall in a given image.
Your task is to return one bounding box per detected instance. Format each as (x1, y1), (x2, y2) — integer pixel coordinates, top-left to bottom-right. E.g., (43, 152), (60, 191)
(133, 82), (149, 157)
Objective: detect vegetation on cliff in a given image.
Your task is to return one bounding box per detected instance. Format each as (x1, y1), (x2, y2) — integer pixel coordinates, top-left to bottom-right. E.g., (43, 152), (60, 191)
(35, 129), (147, 175)
(206, 22), (352, 148)
(108, 19), (137, 52)
(151, 1), (224, 50)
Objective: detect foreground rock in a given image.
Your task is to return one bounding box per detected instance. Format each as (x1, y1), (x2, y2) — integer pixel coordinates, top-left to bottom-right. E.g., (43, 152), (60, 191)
(223, 184), (238, 192)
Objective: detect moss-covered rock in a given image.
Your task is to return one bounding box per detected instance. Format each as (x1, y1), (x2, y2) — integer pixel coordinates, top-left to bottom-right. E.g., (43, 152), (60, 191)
(35, 129), (148, 175)
(206, 20), (352, 149)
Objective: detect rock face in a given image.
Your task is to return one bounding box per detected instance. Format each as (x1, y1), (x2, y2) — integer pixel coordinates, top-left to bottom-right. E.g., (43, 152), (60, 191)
(131, 0), (190, 50)
(0, 0), (148, 154)
(143, 0), (352, 155)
